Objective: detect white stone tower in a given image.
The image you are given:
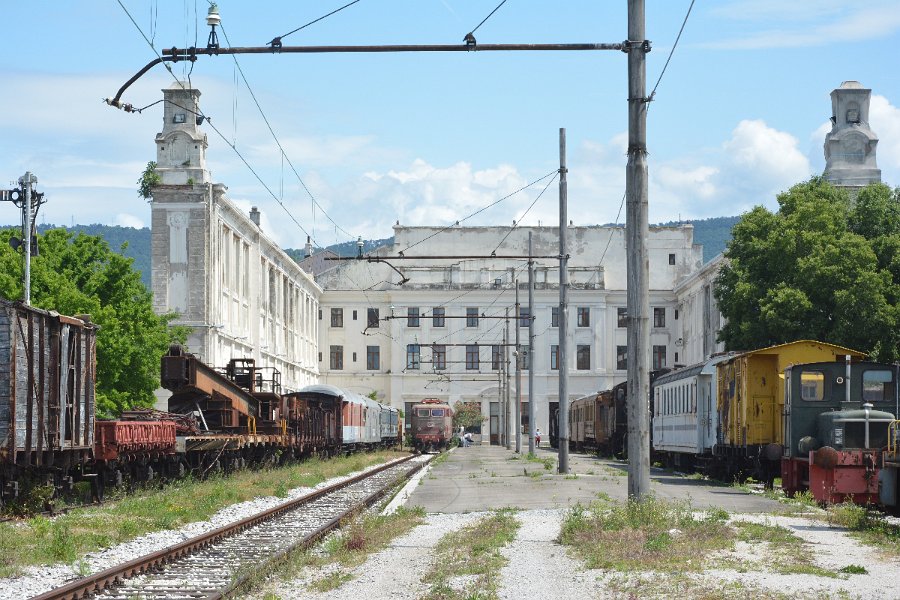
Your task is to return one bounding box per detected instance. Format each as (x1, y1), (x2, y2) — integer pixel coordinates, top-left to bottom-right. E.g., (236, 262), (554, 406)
(823, 81), (881, 188)
(155, 82), (210, 185)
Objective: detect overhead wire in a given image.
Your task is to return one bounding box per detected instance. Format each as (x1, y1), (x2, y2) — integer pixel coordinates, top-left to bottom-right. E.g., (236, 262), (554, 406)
(490, 171), (558, 255)
(270, 0), (364, 47)
(218, 21), (358, 244)
(399, 169), (558, 254)
(467, 0), (509, 37)
(648, 0), (695, 105)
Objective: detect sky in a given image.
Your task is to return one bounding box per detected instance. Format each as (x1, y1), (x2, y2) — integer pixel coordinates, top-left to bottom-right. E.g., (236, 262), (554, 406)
(1, 1), (899, 250)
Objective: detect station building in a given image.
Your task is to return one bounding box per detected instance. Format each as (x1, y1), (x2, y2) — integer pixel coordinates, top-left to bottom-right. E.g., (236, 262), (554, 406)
(312, 224), (723, 443)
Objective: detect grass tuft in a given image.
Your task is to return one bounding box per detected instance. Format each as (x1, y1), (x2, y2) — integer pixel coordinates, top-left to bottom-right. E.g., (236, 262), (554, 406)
(560, 496), (731, 572)
(421, 509), (520, 600)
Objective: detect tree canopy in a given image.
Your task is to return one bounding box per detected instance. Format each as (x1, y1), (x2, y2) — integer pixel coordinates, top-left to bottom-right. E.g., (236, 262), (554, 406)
(452, 401), (486, 431)
(714, 178), (900, 361)
(0, 228), (188, 417)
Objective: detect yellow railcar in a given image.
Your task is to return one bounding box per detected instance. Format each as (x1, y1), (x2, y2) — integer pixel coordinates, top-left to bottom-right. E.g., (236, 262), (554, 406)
(714, 340), (865, 479)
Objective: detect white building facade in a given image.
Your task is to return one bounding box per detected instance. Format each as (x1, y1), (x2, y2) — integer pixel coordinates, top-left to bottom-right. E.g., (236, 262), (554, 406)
(150, 83), (320, 393)
(315, 224), (709, 443)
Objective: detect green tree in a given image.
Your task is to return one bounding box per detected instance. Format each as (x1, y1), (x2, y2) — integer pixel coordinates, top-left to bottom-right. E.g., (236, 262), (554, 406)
(714, 178), (900, 361)
(137, 161), (161, 199)
(0, 228), (188, 417)
(452, 401), (485, 431)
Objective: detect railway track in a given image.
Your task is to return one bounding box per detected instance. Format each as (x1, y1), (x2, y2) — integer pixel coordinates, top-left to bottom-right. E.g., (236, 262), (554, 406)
(33, 453), (431, 600)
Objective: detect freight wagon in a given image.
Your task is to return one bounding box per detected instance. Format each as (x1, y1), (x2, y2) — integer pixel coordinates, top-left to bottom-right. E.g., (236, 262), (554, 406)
(0, 299), (97, 499)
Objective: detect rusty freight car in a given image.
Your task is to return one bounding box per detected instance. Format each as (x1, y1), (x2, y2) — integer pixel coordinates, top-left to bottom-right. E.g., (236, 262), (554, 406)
(0, 299), (97, 499)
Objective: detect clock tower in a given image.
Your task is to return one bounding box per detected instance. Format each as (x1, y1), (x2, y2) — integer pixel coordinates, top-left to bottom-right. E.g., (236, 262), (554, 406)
(823, 81), (881, 188)
(155, 82), (209, 185)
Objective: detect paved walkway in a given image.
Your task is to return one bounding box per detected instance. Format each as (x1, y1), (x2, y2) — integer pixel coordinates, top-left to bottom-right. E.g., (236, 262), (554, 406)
(407, 444), (784, 513)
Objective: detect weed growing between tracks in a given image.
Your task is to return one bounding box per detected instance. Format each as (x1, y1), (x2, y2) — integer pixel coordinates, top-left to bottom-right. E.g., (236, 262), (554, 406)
(420, 508), (520, 600)
(0, 450), (407, 578)
(244, 505), (425, 596)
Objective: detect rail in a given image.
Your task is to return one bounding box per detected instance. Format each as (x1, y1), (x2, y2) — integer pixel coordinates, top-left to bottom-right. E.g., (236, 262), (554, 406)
(32, 453), (423, 600)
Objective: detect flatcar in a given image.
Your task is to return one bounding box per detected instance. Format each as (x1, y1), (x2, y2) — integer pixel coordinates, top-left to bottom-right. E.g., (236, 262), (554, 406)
(410, 399), (453, 452)
(781, 359), (896, 504)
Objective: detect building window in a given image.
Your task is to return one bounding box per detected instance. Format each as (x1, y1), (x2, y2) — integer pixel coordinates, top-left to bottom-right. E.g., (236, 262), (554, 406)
(433, 307), (445, 327)
(367, 308), (379, 328)
(466, 307), (479, 327)
(576, 345), (590, 370)
(577, 307), (590, 327)
(519, 307), (530, 327)
(352, 309), (358, 320)
(367, 346), (380, 370)
(653, 307), (666, 328)
(492, 345), (501, 370)
(616, 345), (627, 370)
(318, 309), (322, 320)
(406, 344), (420, 369)
(551, 306), (559, 328)
(674, 309), (679, 320)
(329, 345), (343, 370)
(330, 308), (343, 328)
(551, 345), (559, 370)
(668, 253), (676, 265)
(407, 307), (420, 327)
(466, 345), (480, 370)
(617, 307), (627, 328)
(433, 345), (446, 370)
(352, 352), (357, 362)
(318, 351), (322, 362)
(653, 345), (667, 370)
(520, 345), (531, 370)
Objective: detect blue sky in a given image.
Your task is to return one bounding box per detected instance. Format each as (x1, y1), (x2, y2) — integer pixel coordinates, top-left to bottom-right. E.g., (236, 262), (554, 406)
(1, 1), (899, 250)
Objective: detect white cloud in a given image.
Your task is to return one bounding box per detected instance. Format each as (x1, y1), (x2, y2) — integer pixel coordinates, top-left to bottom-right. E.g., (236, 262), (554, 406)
(114, 213), (145, 229)
(722, 119), (812, 191)
(705, 2), (900, 49)
(870, 95), (900, 179)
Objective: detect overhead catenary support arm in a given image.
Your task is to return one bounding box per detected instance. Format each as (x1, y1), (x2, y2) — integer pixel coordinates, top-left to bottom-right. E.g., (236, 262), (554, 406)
(106, 42), (625, 109)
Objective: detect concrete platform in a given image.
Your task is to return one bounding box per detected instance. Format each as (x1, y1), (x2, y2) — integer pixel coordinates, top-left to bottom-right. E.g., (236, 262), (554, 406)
(406, 444), (785, 514)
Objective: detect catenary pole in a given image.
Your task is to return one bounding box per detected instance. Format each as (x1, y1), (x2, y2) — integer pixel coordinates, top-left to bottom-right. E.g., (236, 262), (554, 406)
(515, 282), (522, 453)
(504, 308), (512, 449)
(528, 232), (535, 455)
(558, 128), (570, 473)
(626, 0), (651, 499)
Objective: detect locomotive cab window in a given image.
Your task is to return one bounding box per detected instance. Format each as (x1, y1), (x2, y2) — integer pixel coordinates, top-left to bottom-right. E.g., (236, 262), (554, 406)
(416, 409), (430, 417)
(863, 369), (894, 403)
(431, 409), (445, 417)
(800, 371), (825, 401)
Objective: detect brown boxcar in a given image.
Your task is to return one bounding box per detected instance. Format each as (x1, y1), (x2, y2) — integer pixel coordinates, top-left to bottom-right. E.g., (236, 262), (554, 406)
(0, 299), (97, 491)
